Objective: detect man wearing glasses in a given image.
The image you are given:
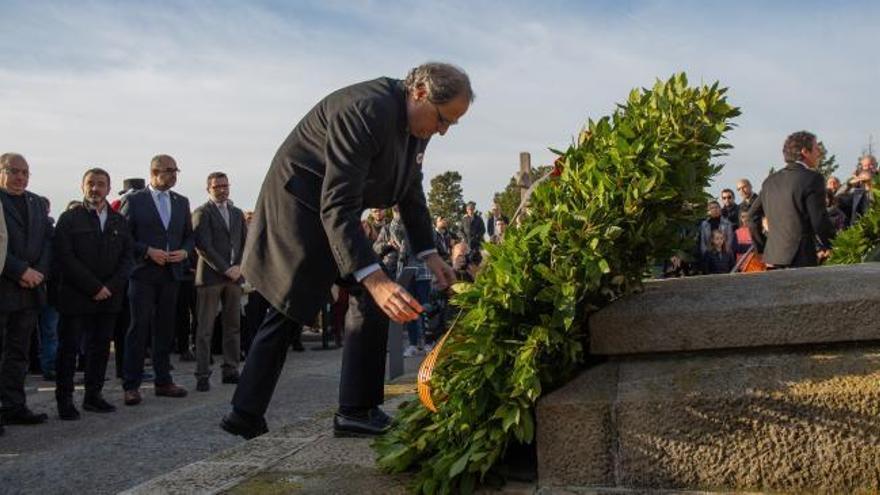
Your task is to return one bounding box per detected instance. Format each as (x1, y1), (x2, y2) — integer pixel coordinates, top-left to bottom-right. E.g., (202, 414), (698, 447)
(0, 153), (52, 429)
(120, 155), (194, 405)
(719, 188), (740, 228)
(222, 62), (471, 439)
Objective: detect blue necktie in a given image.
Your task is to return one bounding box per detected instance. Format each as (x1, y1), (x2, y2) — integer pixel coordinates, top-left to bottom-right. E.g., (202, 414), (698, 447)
(158, 191), (171, 229)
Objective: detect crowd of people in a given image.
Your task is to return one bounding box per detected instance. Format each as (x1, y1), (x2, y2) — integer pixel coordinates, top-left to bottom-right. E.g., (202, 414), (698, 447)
(664, 132), (876, 278)
(0, 152), (287, 434)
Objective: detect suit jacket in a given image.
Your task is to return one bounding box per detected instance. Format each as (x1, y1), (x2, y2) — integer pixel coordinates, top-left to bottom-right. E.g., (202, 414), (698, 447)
(120, 188), (194, 283)
(748, 163), (834, 267)
(52, 204), (133, 314)
(241, 77), (432, 322)
(0, 189), (52, 311)
(192, 200), (246, 287)
(461, 214), (485, 251)
(0, 201), (6, 275)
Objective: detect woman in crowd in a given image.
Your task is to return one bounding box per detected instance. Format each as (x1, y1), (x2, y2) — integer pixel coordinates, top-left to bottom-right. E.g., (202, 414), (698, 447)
(701, 229), (735, 274)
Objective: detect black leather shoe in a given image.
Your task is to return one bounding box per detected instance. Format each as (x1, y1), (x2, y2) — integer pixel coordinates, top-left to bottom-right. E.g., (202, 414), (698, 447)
(196, 377), (210, 392)
(221, 373), (239, 384)
(291, 340), (305, 352)
(83, 395), (116, 413)
(221, 410), (268, 440)
(0, 423), (4, 435)
(3, 407), (49, 425)
(333, 407), (392, 438)
(57, 402), (81, 421)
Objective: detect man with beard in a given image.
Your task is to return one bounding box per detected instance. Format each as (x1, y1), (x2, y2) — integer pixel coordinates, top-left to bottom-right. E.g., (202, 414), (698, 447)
(222, 62), (469, 439)
(53, 168), (132, 419)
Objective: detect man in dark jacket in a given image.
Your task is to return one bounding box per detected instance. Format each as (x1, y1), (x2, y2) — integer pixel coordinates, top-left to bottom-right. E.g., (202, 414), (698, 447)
(460, 201), (485, 255)
(53, 168), (132, 419)
(192, 172), (247, 392)
(0, 153), (52, 428)
(222, 62), (469, 440)
(120, 155), (194, 405)
(748, 131), (835, 268)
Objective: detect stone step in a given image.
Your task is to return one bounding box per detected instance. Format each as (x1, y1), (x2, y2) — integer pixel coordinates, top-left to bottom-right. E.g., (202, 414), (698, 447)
(536, 345), (880, 492)
(590, 263), (880, 355)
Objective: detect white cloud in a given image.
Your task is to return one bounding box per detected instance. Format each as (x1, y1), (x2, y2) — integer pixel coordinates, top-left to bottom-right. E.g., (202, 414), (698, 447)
(0, 0), (877, 216)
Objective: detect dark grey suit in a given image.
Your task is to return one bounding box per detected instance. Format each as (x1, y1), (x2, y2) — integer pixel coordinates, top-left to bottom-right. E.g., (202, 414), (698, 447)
(234, 77), (432, 419)
(748, 162), (835, 267)
(193, 200), (246, 379)
(0, 190), (52, 413)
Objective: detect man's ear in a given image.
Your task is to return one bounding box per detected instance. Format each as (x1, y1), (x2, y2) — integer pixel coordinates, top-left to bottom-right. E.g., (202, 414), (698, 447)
(412, 84), (428, 102)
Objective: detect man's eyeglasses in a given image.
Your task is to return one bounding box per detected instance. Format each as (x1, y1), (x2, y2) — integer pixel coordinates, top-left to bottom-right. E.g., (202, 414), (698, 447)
(431, 101), (457, 128)
(1, 167), (29, 177)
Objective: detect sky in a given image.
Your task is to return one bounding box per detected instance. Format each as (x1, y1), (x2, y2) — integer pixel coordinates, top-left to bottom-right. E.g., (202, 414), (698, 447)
(1, 0), (878, 217)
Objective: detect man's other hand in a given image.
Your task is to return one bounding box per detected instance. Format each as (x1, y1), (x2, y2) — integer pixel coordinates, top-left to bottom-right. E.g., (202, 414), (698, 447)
(93, 286), (112, 301)
(424, 253), (456, 290)
(146, 247), (168, 266)
(19, 268), (44, 289)
(225, 265), (242, 281)
(362, 270), (423, 324)
(166, 250), (188, 263)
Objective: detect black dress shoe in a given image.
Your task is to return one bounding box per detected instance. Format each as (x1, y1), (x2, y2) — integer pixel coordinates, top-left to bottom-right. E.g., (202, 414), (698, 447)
(57, 402), (81, 421)
(221, 409), (268, 440)
(221, 373), (239, 384)
(0, 423), (4, 435)
(333, 407), (392, 438)
(291, 340), (305, 352)
(3, 407), (49, 425)
(196, 377), (210, 392)
(83, 395), (116, 413)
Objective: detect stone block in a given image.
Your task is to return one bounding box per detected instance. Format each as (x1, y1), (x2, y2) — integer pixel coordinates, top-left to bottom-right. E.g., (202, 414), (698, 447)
(590, 263), (880, 355)
(537, 346), (880, 492)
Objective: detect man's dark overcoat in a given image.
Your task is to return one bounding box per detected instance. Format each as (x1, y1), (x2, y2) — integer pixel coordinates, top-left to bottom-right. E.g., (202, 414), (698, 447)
(52, 204), (133, 315)
(0, 190), (52, 312)
(748, 162), (835, 267)
(241, 77), (432, 323)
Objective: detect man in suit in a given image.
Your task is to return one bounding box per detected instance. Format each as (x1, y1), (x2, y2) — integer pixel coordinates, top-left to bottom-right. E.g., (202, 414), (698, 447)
(748, 131), (835, 268)
(192, 172), (247, 392)
(120, 154), (194, 405)
(460, 201), (485, 256)
(222, 62), (469, 439)
(53, 168), (133, 419)
(0, 153), (52, 429)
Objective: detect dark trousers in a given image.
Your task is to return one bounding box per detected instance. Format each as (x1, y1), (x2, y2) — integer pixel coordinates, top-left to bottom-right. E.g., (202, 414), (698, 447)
(123, 279), (179, 390)
(242, 291), (270, 357)
(0, 309), (38, 412)
(56, 313), (116, 402)
(113, 293), (130, 378)
(232, 285), (388, 419)
(175, 280), (197, 353)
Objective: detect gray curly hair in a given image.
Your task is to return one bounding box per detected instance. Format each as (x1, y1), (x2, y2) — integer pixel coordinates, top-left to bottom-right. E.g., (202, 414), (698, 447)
(404, 62), (474, 104)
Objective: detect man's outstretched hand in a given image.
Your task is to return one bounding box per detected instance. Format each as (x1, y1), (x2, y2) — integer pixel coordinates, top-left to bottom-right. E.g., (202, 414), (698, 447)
(424, 253), (456, 290)
(362, 270), (424, 324)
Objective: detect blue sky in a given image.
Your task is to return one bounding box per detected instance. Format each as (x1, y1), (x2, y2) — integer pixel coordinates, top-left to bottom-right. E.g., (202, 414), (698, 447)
(1, 0), (878, 215)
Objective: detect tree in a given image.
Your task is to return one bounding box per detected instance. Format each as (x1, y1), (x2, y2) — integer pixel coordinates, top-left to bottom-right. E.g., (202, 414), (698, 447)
(428, 170), (465, 223)
(492, 165), (554, 219)
(817, 141), (838, 178)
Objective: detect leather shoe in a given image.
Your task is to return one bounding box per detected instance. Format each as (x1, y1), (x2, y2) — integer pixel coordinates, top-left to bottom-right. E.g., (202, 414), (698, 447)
(333, 407), (392, 438)
(221, 410), (268, 440)
(196, 377), (210, 392)
(155, 383), (188, 398)
(124, 389), (142, 406)
(57, 402), (81, 421)
(221, 372), (239, 384)
(83, 395), (116, 413)
(2, 406), (49, 425)
(0, 423), (4, 435)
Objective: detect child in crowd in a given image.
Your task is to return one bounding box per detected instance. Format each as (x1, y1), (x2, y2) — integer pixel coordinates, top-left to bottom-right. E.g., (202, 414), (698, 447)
(734, 210), (752, 261)
(701, 229), (735, 274)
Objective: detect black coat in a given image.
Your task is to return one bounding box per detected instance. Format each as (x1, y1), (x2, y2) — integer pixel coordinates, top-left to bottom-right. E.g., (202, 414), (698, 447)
(52, 204), (133, 315)
(241, 77), (433, 323)
(0, 190), (52, 312)
(748, 163), (834, 267)
(192, 200), (246, 287)
(120, 188), (195, 283)
(461, 214), (485, 251)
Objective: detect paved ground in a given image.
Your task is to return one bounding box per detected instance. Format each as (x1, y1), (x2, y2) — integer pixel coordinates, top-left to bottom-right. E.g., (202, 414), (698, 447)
(0, 333), (384, 495)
